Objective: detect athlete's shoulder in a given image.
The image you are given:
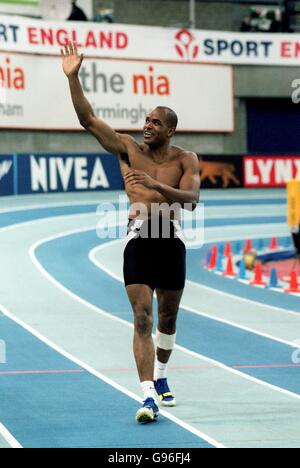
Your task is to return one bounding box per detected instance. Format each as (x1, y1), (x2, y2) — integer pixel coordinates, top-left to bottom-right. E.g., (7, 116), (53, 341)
(171, 146), (197, 159)
(119, 133), (146, 150)
(173, 147), (199, 164)
(182, 149), (198, 158)
(118, 133), (138, 146)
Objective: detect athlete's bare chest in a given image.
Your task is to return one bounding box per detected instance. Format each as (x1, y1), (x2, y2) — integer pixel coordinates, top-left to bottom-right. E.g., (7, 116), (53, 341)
(128, 147), (183, 186)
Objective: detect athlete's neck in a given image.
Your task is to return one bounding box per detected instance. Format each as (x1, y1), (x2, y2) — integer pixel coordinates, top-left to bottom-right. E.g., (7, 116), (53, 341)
(146, 140), (171, 161)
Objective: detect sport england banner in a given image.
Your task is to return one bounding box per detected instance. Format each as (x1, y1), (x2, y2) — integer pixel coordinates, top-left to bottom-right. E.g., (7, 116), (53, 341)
(1, 14), (300, 66)
(0, 53), (234, 132)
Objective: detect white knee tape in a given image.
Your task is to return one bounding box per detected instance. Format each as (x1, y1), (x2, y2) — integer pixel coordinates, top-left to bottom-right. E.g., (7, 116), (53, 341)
(156, 329), (176, 351)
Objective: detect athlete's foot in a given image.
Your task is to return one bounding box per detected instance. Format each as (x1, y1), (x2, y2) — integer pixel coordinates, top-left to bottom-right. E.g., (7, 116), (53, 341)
(136, 398), (159, 424)
(155, 378), (177, 407)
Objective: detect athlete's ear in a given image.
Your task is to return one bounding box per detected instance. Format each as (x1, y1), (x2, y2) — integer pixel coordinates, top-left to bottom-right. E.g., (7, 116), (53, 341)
(167, 128), (176, 138)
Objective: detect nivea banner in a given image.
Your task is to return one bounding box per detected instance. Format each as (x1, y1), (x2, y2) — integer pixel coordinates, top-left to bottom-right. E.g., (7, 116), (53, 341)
(0, 154), (14, 196)
(0, 153), (124, 196)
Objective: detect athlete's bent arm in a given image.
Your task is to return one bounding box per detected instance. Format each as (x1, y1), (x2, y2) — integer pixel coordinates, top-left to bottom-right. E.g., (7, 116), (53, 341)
(123, 152), (200, 210)
(61, 41), (128, 155)
(156, 152), (200, 210)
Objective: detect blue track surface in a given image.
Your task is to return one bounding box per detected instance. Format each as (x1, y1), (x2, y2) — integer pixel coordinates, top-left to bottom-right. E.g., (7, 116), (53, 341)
(0, 205), (98, 228)
(0, 312), (211, 448)
(35, 229), (300, 396)
(0, 193), (297, 448)
(0, 196), (286, 229)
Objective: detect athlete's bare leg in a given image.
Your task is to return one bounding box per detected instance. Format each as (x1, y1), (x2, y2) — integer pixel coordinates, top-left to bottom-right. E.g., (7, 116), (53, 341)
(126, 284), (155, 382)
(156, 288), (183, 364)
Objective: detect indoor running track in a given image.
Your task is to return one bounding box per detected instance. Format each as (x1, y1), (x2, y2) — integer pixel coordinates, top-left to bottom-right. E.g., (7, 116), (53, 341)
(0, 189), (300, 449)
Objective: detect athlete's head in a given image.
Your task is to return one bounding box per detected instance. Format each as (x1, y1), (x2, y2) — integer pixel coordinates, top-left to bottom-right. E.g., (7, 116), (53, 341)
(143, 106), (178, 146)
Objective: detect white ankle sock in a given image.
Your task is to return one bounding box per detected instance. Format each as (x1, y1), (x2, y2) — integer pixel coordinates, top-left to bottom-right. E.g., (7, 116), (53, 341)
(154, 360), (168, 380)
(141, 381), (157, 401)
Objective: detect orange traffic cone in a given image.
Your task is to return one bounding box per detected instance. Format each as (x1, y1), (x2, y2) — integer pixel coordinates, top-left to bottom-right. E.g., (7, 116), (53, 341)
(285, 271), (300, 294)
(207, 245), (218, 270)
(223, 255), (235, 277)
(224, 242), (232, 257)
(250, 262), (266, 286)
(244, 239), (252, 253)
(269, 237), (279, 250)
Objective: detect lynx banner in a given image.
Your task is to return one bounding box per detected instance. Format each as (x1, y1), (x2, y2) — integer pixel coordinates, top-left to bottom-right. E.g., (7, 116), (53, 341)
(244, 156), (300, 188)
(1, 13), (300, 65)
(200, 155), (300, 189)
(0, 53), (234, 132)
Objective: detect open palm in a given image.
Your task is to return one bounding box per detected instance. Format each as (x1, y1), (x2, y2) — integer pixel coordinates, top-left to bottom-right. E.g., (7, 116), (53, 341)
(61, 41), (84, 77)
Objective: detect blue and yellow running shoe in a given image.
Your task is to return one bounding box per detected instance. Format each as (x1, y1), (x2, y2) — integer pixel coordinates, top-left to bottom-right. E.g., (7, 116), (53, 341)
(154, 378), (176, 407)
(136, 398), (159, 424)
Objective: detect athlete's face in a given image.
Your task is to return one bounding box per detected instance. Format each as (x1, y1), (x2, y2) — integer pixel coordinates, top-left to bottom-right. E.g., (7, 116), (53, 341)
(143, 109), (174, 146)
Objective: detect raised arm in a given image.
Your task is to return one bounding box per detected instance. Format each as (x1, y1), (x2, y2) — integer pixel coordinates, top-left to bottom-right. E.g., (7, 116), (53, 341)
(61, 41), (127, 155)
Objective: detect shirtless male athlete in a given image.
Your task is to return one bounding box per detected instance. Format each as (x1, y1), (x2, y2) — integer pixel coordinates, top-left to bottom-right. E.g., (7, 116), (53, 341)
(61, 42), (200, 424)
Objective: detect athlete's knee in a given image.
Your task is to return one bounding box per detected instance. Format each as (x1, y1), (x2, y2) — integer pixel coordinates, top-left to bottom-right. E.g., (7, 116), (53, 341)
(135, 312), (153, 336)
(132, 303), (153, 336)
(158, 312), (177, 335)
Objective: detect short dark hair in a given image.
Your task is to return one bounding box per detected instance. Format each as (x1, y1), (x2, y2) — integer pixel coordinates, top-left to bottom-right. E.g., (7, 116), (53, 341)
(156, 106), (178, 129)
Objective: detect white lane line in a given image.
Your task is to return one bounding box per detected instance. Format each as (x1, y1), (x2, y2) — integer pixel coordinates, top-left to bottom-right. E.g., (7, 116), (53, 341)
(0, 204), (281, 219)
(201, 194), (285, 201)
(0, 422), (22, 449)
(204, 212), (285, 220)
(28, 230), (300, 403)
(90, 238), (300, 320)
(0, 213), (96, 235)
(89, 244), (299, 349)
(0, 211), (291, 322)
(0, 192), (285, 215)
(0, 201), (99, 215)
(0, 303), (224, 449)
(0, 209), (202, 235)
(186, 280), (300, 318)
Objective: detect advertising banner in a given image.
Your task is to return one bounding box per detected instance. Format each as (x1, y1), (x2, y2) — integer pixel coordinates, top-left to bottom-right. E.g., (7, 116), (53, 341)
(0, 153), (124, 196)
(244, 156), (300, 188)
(1, 14), (300, 65)
(201, 155), (300, 189)
(0, 53), (234, 132)
(0, 154), (14, 196)
(3, 153), (299, 197)
(199, 155), (243, 189)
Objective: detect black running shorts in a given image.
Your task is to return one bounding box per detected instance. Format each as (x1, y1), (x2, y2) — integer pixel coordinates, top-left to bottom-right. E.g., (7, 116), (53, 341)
(123, 218), (186, 291)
